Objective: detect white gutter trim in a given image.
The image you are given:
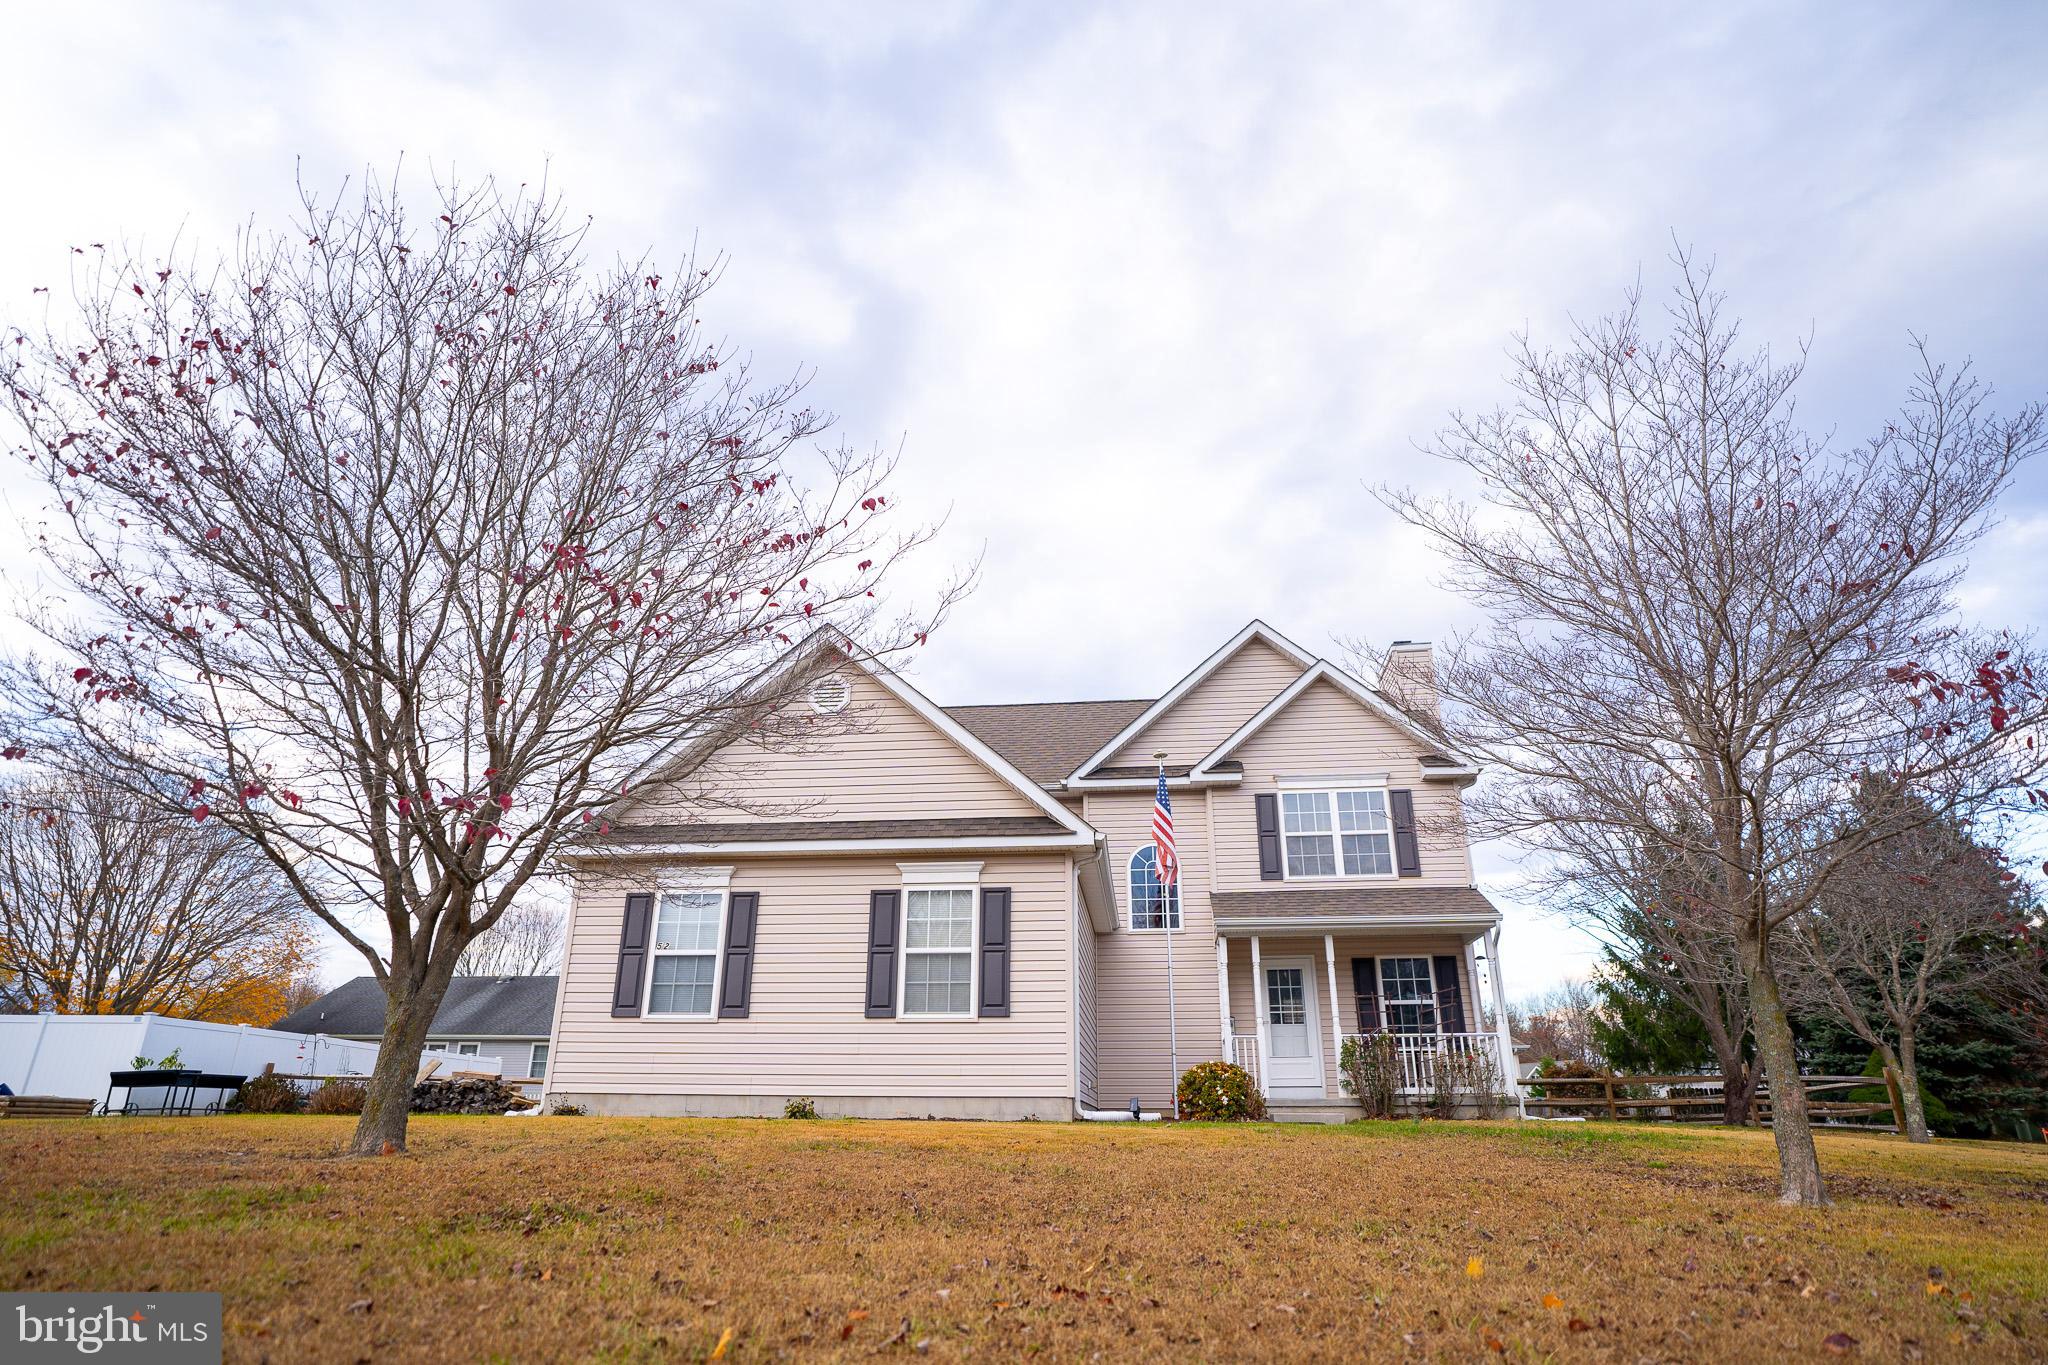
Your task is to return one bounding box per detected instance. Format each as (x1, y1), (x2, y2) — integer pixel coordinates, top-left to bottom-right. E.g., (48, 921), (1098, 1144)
(1056, 773), (1243, 791)
(564, 832), (1096, 860)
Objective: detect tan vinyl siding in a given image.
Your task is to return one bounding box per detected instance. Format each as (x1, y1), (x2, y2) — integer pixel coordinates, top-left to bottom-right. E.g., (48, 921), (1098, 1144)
(1074, 875), (1098, 1108)
(1108, 638), (1303, 767)
(632, 667), (1046, 823)
(1085, 789), (1222, 1109)
(1225, 933), (1480, 1098)
(551, 853), (1072, 1100)
(1212, 679), (1474, 890)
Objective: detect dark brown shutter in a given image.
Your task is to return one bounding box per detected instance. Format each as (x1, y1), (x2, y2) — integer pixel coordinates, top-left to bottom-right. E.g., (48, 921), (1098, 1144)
(978, 888), (1011, 1018)
(1432, 955), (1466, 1033)
(864, 890), (900, 1018)
(1255, 793), (1283, 880)
(1389, 789), (1422, 877)
(717, 893), (759, 1018)
(611, 892), (654, 1018)
(1350, 956), (1380, 1033)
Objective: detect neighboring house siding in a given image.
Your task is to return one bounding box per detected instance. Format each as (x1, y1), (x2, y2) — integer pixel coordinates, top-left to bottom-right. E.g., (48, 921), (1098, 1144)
(629, 668), (1047, 824)
(1107, 638), (1303, 768)
(1224, 933), (1479, 1098)
(1074, 875), (1098, 1109)
(1085, 788), (1221, 1110)
(1211, 679), (1473, 890)
(551, 853), (1073, 1107)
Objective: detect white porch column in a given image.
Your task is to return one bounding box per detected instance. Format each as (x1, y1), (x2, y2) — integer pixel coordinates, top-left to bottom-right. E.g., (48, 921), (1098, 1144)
(1249, 934), (1267, 1084)
(1323, 933), (1343, 1084)
(1215, 936), (1232, 1055)
(1486, 925), (1525, 1118)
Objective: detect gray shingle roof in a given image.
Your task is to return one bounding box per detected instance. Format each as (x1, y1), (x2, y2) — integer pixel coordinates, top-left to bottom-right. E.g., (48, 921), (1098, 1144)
(593, 816), (1070, 844)
(1210, 886), (1499, 923)
(945, 699), (1154, 785)
(272, 975), (559, 1038)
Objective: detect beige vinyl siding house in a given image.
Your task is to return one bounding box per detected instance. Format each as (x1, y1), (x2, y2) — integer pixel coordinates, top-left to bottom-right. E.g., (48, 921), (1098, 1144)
(543, 621), (1519, 1121)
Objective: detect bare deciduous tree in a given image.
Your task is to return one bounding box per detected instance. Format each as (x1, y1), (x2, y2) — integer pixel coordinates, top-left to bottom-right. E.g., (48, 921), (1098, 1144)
(1785, 785), (2035, 1142)
(1508, 979), (1601, 1068)
(455, 897), (564, 977)
(0, 771), (312, 1021)
(1375, 255), (2048, 1204)
(2, 174), (960, 1153)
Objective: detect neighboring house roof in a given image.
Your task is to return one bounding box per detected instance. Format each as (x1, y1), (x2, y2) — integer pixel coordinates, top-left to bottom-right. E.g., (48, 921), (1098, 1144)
(273, 975), (559, 1038)
(591, 816), (1070, 845)
(945, 699), (1153, 786)
(1210, 886), (1500, 931)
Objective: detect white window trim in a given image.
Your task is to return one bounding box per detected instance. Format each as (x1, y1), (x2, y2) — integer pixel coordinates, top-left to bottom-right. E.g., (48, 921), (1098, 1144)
(528, 1041), (550, 1079)
(1279, 784), (1399, 882)
(1377, 955), (1440, 1034)
(896, 878), (980, 1022)
(642, 886), (731, 1020)
(1125, 845), (1182, 932)
(453, 1041), (481, 1057)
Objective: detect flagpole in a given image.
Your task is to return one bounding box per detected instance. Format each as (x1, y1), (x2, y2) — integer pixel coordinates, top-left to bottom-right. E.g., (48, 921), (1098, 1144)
(1157, 756), (1179, 1118)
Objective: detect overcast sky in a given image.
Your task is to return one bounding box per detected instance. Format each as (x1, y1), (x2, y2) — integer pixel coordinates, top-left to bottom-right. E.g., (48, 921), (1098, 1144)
(4, 3), (2045, 995)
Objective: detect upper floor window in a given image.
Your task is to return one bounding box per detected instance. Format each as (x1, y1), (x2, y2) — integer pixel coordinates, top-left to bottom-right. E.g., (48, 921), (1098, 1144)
(1128, 845), (1182, 930)
(1281, 788), (1393, 878)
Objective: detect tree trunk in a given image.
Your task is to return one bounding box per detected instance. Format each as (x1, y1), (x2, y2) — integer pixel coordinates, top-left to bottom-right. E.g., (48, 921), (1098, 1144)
(1719, 1061), (1760, 1127)
(1737, 927), (1829, 1206)
(348, 964), (458, 1155)
(1894, 1032), (1931, 1144)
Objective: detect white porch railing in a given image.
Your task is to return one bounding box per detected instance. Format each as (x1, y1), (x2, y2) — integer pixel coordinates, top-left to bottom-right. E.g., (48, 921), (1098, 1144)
(1229, 1035), (1260, 1088)
(1342, 1031), (1507, 1094)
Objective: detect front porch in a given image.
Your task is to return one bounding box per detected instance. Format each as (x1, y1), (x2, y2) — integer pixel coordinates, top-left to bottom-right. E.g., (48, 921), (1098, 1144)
(1211, 913), (1520, 1118)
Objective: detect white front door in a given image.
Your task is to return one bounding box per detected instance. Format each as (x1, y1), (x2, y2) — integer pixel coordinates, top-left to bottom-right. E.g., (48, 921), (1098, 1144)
(1261, 957), (1324, 1096)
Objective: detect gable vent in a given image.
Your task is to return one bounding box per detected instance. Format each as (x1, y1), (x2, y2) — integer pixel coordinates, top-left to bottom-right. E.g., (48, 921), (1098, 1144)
(809, 673), (851, 715)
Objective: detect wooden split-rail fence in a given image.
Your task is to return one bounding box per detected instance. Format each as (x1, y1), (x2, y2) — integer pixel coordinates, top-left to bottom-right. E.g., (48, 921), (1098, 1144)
(1516, 1068), (1906, 1131)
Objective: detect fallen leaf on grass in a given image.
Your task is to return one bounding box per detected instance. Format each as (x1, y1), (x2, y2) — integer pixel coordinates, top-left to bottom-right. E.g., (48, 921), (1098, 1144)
(840, 1309), (869, 1341)
(539, 1267), (553, 1283)
(1566, 1317), (1591, 1333)
(1926, 1280), (1947, 1297)
(344, 1299), (372, 1315)
(1466, 1256), (1484, 1279)
(1822, 1331), (1858, 1355)
(1483, 1332), (1506, 1353)
(709, 1326), (734, 1360)
(1540, 1293), (1564, 1311)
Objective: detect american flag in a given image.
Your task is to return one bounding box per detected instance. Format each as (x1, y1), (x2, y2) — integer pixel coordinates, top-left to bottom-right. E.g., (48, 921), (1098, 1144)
(1152, 767), (1177, 887)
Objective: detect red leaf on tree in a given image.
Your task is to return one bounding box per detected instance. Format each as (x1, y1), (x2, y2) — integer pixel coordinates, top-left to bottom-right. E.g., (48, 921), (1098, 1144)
(497, 794), (513, 811)
(203, 526), (222, 541)
(186, 778), (206, 798)
(857, 560), (872, 571)
(192, 804), (211, 822)
(72, 667), (93, 682)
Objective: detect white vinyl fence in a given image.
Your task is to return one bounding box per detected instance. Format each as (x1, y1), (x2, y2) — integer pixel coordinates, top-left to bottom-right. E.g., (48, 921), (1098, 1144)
(0, 1014), (381, 1108)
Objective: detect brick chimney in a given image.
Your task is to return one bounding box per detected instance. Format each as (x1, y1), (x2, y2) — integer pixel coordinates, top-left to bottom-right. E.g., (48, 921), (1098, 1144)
(1379, 640), (1440, 722)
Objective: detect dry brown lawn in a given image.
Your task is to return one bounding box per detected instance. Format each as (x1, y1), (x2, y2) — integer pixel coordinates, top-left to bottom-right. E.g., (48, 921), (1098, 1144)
(1, 1115), (2043, 1362)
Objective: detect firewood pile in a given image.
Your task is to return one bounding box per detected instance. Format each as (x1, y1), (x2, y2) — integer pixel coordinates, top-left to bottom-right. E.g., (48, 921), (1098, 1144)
(410, 1077), (536, 1114)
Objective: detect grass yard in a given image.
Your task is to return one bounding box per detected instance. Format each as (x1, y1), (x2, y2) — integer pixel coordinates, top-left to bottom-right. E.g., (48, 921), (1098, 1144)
(1, 1117), (2043, 1362)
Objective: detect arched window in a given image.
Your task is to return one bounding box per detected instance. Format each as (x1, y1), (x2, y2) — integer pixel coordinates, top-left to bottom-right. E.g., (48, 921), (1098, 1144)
(1128, 845), (1182, 930)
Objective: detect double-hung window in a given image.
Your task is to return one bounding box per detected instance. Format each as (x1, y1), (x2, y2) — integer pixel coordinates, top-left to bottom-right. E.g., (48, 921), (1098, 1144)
(1282, 787), (1394, 878)
(528, 1043), (549, 1079)
(1379, 957), (1438, 1034)
(646, 890), (725, 1017)
(901, 888), (975, 1017)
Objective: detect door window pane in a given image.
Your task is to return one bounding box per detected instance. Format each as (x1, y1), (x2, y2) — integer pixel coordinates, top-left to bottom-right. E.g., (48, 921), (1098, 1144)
(1266, 967), (1307, 1025)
